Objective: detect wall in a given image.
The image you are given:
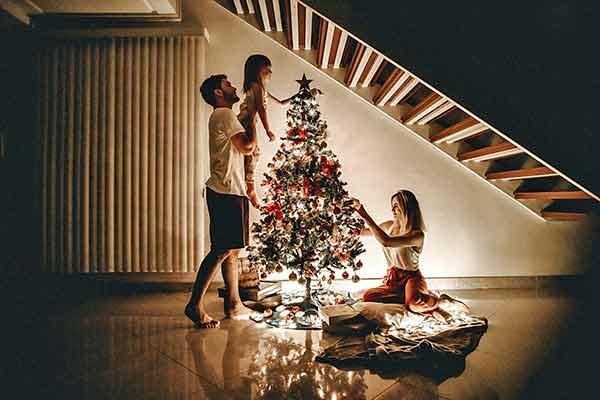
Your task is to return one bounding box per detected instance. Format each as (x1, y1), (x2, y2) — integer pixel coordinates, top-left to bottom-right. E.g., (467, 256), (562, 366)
(197, 0), (595, 279)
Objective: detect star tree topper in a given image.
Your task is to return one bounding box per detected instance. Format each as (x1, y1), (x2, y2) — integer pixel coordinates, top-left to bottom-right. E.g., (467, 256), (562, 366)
(296, 73), (313, 92)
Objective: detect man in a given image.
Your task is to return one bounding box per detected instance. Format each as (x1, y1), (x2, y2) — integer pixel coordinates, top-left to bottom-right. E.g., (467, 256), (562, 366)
(185, 74), (257, 328)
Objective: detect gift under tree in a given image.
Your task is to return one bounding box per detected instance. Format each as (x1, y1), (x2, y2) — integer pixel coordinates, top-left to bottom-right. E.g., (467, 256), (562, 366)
(248, 75), (365, 307)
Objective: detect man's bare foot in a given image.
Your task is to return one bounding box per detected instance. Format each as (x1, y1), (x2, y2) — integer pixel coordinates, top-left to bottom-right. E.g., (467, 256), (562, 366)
(185, 303), (220, 329)
(247, 187), (261, 209)
(224, 303), (257, 321)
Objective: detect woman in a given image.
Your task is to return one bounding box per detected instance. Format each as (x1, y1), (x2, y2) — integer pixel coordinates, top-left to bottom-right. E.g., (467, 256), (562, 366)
(352, 190), (468, 322)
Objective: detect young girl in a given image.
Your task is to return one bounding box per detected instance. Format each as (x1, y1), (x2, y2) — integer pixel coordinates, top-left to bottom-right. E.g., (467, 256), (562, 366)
(352, 190), (469, 323)
(239, 54), (320, 208)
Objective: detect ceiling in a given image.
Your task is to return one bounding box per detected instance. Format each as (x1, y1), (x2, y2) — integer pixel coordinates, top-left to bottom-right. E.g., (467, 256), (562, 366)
(0, 0), (179, 25)
(31, 0), (177, 14)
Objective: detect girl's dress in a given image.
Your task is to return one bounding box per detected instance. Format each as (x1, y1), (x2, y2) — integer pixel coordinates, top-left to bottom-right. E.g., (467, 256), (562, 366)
(238, 84), (269, 187)
(362, 225), (429, 304)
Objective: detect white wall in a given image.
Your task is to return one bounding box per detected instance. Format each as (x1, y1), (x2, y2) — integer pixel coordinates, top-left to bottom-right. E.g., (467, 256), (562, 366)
(196, 0), (593, 279)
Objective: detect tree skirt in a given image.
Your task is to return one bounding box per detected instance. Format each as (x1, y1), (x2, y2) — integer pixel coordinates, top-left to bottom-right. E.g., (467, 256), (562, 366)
(315, 302), (488, 378)
(251, 288), (358, 330)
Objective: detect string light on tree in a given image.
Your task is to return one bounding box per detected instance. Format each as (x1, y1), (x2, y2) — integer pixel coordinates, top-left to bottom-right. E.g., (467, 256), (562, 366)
(248, 74), (365, 303)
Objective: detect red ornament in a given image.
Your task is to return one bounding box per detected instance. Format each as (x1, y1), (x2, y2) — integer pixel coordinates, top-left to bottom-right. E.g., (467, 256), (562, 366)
(356, 260), (363, 268)
(298, 127), (308, 139)
(340, 253), (349, 261)
(342, 271), (350, 279)
(333, 206), (341, 215)
(289, 184), (297, 192)
(302, 179), (311, 198)
(289, 271), (298, 281)
(261, 272), (268, 279)
(266, 201), (282, 216)
(304, 269), (313, 277)
(329, 273), (336, 281)
(275, 265), (283, 273)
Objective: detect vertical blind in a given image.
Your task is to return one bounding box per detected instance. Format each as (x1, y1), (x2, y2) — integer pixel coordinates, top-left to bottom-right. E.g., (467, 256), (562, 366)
(39, 35), (207, 273)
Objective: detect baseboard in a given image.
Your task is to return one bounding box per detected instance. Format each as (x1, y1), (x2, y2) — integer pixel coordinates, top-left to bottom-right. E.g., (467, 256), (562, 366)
(29, 273), (584, 292)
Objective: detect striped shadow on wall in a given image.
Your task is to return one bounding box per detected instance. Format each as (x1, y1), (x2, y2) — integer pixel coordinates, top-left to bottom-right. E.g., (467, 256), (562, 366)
(39, 35), (208, 273)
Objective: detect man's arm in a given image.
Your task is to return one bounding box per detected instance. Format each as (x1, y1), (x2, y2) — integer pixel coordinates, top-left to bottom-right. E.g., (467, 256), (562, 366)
(222, 109), (256, 155)
(230, 127), (256, 156)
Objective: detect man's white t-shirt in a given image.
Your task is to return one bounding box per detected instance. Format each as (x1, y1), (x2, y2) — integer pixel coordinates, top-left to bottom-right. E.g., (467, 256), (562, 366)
(205, 107), (247, 197)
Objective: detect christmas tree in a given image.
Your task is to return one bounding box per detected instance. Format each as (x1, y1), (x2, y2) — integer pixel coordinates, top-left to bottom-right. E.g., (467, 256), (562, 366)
(248, 75), (365, 294)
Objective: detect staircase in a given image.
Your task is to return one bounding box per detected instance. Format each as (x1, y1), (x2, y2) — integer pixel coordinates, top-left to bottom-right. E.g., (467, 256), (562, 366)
(216, 0), (599, 222)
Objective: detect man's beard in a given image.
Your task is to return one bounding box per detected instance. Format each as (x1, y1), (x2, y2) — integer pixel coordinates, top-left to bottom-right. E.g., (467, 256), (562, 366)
(226, 92), (240, 104)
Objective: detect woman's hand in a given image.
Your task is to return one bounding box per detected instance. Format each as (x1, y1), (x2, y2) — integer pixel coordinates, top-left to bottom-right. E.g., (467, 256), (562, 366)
(349, 197), (365, 215)
(310, 88), (323, 97)
(267, 130), (276, 142)
(349, 197), (361, 210)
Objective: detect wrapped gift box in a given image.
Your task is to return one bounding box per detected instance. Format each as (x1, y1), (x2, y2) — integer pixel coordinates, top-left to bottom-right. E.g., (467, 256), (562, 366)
(218, 281), (282, 301)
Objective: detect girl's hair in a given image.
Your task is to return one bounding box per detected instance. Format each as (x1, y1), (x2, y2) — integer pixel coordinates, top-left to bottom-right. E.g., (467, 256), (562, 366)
(391, 190), (426, 232)
(243, 54), (272, 92)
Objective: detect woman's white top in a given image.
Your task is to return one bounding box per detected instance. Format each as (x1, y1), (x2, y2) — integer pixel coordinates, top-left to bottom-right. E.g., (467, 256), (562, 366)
(382, 224), (421, 271)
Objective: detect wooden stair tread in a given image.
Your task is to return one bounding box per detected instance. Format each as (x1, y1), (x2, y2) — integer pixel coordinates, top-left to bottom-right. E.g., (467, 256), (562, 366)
(430, 117), (487, 143)
(486, 166), (557, 181)
(401, 92), (444, 124)
(515, 191), (592, 200)
(541, 211), (586, 221)
(458, 142), (521, 162)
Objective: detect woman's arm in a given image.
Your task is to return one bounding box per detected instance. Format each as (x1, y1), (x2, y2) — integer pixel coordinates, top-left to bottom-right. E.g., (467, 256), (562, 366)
(360, 220), (393, 236)
(356, 204), (423, 248)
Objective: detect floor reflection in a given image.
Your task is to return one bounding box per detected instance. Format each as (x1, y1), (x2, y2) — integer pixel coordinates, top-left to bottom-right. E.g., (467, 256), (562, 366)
(8, 289), (582, 399)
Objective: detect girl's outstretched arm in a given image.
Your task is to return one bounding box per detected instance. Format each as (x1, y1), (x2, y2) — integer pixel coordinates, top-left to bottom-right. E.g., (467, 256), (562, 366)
(268, 88), (323, 107)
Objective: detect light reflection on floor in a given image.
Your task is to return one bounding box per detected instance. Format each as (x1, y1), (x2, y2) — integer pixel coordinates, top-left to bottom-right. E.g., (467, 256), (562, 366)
(6, 288), (585, 399)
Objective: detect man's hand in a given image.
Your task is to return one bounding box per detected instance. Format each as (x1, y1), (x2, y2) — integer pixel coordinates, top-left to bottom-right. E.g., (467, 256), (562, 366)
(310, 88), (324, 97)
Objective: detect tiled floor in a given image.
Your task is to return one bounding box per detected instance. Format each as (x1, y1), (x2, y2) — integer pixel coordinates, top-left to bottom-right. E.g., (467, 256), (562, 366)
(6, 287), (592, 399)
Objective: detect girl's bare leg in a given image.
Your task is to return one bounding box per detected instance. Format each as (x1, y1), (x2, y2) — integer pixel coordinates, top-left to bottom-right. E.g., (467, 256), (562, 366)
(244, 150), (260, 209)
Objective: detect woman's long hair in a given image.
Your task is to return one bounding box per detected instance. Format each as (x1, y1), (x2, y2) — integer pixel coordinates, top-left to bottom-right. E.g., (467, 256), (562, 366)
(243, 54), (272, 92)
(391, 190), (426, 232)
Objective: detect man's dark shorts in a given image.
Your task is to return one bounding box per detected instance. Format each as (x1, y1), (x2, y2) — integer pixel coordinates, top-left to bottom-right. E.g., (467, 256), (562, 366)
(206, 187), (249, 250)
